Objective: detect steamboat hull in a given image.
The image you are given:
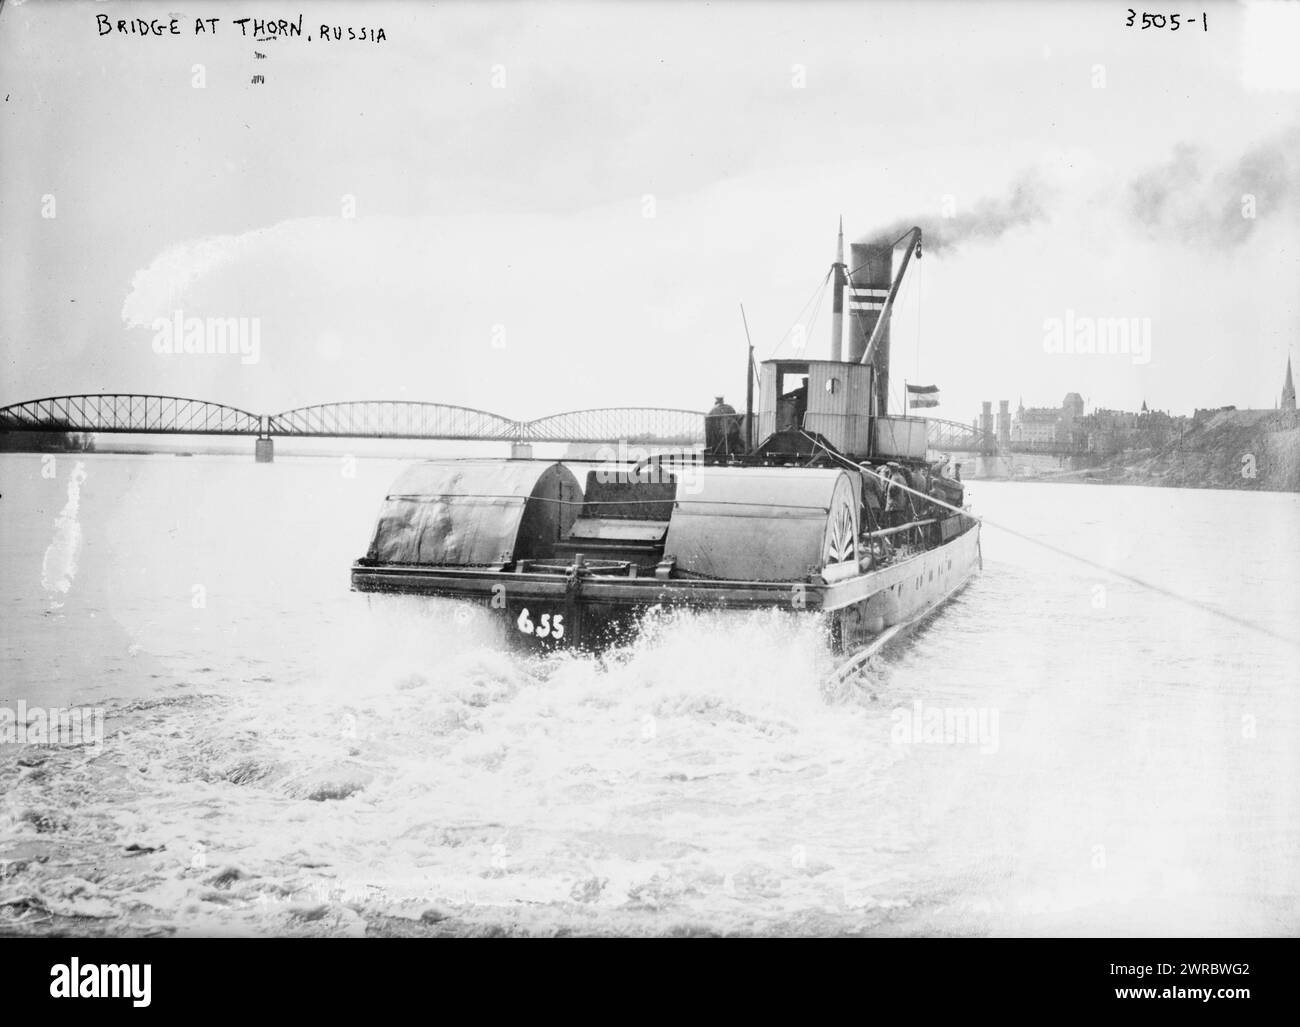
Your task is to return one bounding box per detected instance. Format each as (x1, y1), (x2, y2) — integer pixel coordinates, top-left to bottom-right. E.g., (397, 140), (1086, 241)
(351, 512), (980, 655)
(349, 224), (980, 658)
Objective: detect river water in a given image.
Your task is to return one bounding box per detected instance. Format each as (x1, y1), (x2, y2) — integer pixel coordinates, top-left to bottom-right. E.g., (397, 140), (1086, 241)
(1, 452), (1297, 936)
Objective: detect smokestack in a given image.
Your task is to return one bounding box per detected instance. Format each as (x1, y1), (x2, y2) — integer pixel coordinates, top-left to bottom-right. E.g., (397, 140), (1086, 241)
(848, 242), (893, 412)
(830, 218), (845, 363)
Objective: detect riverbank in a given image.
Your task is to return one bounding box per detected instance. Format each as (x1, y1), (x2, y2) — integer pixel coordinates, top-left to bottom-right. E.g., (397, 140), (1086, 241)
(1000, 409), (1300, 493)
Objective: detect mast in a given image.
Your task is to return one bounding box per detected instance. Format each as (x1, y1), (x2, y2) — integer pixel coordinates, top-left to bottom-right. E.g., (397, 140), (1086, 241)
(830, 217), (846, 363)
(740, 303), (756, 452)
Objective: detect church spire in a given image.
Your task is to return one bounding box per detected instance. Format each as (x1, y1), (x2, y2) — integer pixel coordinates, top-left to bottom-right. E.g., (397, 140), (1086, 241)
(1283, 356), (1296, 413)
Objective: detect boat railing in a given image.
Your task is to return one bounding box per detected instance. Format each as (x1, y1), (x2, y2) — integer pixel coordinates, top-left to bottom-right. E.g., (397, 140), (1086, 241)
(864, 518), (936, 539)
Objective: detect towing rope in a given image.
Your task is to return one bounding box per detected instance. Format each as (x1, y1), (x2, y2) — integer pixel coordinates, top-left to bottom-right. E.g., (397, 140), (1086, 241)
(797, 431), (1300, 651)
(386, 492), (831, 513)
(389, 444), (1300, 653)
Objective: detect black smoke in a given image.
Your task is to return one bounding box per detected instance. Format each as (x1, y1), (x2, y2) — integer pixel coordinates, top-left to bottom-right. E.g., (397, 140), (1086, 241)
(856, 122), (1300, 254)
(1127, 123), (1299, 245)
(858, 171), (1055, 254)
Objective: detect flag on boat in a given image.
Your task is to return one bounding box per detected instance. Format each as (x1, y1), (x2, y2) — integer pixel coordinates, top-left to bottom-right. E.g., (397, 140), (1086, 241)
(907, 384), (940, 408)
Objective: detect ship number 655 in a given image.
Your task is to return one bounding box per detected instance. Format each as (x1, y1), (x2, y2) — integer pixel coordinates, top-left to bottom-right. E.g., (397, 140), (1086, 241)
(517, 608), (565, 639)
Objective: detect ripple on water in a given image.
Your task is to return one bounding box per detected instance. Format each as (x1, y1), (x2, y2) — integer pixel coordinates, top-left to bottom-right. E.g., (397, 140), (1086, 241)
(3, 463), (1297, 935)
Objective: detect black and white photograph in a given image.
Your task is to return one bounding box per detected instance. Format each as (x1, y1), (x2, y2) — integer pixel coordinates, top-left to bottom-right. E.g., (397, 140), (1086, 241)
(1, 0), (1297, 1003)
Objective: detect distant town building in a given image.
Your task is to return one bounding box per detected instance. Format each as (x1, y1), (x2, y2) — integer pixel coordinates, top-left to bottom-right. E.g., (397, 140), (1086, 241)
(1001, 359), (1290, 453)
(996, 400), (1011, 445)
(1011, 393), (1086, 449)
(1006, 392), (1188, 454)
(1084, 405), (1185, 454)
(1194, 360), (1296, 427)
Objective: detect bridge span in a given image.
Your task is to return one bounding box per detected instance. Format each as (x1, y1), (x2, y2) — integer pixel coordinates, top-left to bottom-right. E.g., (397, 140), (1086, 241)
(1, 395), (1003, 462)
(0, 394), (713, 461)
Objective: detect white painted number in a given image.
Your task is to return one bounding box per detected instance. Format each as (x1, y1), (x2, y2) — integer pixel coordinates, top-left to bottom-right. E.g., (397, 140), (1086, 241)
(516, 608), (565, 640)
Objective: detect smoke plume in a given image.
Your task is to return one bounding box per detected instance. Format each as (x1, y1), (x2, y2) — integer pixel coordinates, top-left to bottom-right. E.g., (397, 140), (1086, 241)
(859, 171), (1055, 255)
(858, 122), (1300, 254)
(1126, 123), (1300, 245)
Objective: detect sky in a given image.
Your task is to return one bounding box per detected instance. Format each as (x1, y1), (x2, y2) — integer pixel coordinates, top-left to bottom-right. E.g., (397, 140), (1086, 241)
(2, 0), (1299, 428)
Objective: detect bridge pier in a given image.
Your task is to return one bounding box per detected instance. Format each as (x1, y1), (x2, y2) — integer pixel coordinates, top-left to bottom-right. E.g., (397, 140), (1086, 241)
(255, 437), (274, 463)
(510, 442), (533, 459)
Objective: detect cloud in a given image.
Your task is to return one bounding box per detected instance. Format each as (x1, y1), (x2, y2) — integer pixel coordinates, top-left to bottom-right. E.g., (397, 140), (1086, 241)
(120, 219), (368, 328)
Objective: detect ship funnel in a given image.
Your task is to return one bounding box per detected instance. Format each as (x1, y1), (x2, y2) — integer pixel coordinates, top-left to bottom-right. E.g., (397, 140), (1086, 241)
(848, 242), (893, 406)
